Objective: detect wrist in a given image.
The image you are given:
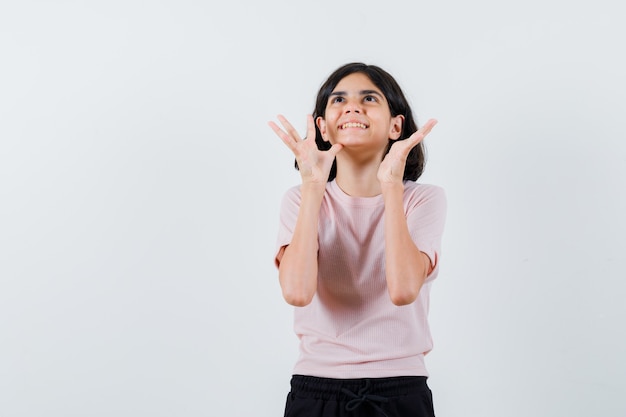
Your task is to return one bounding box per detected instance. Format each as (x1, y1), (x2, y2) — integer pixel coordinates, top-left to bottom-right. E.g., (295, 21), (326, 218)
(380, 181), (404, 195)
(300, 181), (327, 201)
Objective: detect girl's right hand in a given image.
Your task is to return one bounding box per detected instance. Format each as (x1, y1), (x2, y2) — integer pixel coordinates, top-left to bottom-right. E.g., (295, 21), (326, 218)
(268, 114), (343, 186)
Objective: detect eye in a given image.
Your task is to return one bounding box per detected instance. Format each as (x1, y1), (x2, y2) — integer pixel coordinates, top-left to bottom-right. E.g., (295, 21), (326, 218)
(364, 95), (378, 102)
(330, 96), (345, 104)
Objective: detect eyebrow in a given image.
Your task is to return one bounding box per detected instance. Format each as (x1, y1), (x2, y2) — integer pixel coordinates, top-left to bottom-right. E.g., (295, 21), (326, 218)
(329, 89), (384, 98)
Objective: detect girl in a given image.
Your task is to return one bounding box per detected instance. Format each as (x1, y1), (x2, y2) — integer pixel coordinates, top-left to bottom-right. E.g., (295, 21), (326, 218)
(269, 62), (446, 417)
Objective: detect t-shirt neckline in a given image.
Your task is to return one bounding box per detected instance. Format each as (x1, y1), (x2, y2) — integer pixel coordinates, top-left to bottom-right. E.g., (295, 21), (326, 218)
(328, 180), (385, 207)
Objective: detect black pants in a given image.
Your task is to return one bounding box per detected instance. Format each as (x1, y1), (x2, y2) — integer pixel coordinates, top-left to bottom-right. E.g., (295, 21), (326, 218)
(284, 375), (435, 417)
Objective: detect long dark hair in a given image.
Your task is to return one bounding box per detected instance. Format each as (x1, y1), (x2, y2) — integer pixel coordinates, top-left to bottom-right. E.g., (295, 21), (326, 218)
(295, 62), (427, 181)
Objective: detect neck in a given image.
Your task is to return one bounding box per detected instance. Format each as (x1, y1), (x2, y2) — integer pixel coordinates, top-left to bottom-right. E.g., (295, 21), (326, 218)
(332, 141), (395, 197)
(334, 155), (383, 197)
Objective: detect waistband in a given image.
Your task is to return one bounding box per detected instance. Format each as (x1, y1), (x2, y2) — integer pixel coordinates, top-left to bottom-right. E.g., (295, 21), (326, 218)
(290, 374), (429, 400)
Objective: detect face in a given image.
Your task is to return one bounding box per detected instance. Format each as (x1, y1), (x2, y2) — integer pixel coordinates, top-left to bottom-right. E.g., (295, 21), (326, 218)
(316, 72), (403, 152)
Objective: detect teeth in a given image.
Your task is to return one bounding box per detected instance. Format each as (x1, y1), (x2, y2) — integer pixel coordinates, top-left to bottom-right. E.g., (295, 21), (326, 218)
(341, 122), (367, 129)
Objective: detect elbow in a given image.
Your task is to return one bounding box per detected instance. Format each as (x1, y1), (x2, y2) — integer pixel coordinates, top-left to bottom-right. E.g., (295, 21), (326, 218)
(387, 280), (423, 306)
(277, 253), (317, 306)
(387, 261), (430, 306)
(282, 288), (314, 307)
(279, 274), (316, 306)
(389, 290), (419, 306)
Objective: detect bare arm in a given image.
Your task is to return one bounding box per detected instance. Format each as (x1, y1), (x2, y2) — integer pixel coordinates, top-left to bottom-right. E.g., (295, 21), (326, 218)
(381, 183), (433, 305)
(378, 119), (438, 305)
(269, 115), (343, 306)
(276, 184), (324, 306)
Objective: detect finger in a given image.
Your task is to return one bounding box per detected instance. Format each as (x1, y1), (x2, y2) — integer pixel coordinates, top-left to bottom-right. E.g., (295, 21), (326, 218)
(268, 121), (297, 150)
(418, 118), (438, 136)
(388, 139), (414, 159)
(405, 118), (438, 148)
(277, 114), (303, 141)
(328, 143), (344, 158)
(305, 114), (316, 142)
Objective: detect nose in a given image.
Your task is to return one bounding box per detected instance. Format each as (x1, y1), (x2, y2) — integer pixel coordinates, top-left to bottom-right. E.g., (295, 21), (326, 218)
(344, 98), (361, 114)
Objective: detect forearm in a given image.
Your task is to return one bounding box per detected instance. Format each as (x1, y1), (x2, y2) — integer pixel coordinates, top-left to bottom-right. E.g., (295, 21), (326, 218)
(278, 184), (325, 306)
(382, 183), (430, 306)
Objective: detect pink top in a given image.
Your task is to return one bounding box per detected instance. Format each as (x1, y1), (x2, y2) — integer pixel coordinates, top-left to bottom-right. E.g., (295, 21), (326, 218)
(275, 180), (447, 378)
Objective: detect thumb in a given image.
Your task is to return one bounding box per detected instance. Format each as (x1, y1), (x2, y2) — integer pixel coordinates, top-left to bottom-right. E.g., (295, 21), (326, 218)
(328, 143), (344, 157)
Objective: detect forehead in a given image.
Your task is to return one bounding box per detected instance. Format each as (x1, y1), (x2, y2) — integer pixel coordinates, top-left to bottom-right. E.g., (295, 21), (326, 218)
(332, 72), (382, 94)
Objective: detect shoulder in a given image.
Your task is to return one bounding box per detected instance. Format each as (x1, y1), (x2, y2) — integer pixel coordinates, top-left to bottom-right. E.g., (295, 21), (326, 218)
(281, 182), (335, 204)
(282, 184), (302, 200)
(403, 181), (446, 205)
(278, 184), (302, 213)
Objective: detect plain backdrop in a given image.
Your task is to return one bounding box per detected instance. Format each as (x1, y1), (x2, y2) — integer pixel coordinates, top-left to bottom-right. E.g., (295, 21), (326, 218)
(1, 1), (624, 416)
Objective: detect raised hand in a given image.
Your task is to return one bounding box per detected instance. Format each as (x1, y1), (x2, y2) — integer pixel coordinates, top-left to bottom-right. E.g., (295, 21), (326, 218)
(268, 114), (343, 186)
(377, 118), (438, 185)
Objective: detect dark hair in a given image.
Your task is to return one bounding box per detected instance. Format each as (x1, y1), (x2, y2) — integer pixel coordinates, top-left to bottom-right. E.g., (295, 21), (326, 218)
(295, 62), (426, 181)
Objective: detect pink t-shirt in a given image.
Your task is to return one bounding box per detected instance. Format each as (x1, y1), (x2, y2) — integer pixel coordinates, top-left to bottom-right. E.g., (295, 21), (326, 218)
(275, 180), (446, 378)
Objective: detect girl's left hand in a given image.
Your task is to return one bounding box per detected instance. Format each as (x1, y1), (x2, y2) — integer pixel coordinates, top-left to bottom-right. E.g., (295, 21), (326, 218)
(377, 118), (437, 185)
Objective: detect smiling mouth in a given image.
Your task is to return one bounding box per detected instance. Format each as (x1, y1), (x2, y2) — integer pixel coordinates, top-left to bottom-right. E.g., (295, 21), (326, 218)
(340, 122), (368, 129)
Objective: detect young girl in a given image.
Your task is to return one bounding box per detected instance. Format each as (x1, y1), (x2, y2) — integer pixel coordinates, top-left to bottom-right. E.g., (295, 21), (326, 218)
(269, 63), (446, 417)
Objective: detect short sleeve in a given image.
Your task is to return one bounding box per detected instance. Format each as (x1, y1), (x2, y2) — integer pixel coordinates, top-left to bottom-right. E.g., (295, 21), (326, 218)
(404, 184), (447, 282)
(274, 186), (302, 268)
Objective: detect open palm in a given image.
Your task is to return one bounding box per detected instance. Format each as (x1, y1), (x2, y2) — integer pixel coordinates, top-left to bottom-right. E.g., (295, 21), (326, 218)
(269, 114), (343, 185)
(378, 118), (437, 185)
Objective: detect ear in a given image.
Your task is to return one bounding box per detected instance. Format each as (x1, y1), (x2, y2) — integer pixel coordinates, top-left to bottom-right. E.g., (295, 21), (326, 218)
(389, 115), (404, 140)
(316, 116), (330, 142)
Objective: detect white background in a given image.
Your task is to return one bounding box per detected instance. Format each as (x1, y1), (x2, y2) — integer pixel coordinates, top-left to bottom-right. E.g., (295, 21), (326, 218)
(1, 1), (624, 416)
